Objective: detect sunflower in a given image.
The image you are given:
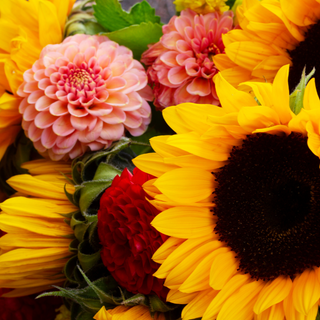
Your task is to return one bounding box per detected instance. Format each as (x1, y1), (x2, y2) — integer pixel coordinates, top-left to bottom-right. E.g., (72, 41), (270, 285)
(0, 159), (76, 298)
(0, 0), (75, 161)
(134, 65), (320, 320)
(214, 0), (320, 91)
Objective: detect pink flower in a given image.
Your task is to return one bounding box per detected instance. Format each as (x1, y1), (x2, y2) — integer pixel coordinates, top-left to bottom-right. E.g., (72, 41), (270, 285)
(141, 9), (234, 109)
(17, 35), (153, 160)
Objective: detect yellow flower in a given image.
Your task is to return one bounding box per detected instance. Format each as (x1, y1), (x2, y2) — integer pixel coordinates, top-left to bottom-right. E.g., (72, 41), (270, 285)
(174, 0), (229, 14)
(214, 0), (320, 89)
(93, 306), (165, 320)
(134, 65), (320, 320)
(0, 0), (75, 94)
(0, 159), (76, 297)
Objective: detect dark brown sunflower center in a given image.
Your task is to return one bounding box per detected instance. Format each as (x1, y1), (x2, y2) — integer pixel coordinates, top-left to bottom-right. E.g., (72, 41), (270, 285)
(288, 21), (320, 92)
(213, 133), (320, 281)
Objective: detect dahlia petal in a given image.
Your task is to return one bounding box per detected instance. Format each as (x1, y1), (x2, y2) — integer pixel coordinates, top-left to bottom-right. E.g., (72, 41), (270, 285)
(55, 131), (79, 149)
(105, 76), (126, 92)
(41, 127), (58, 149)
(44, 85), (58, 99)
(34, 111), (56, 129)
(162, 32), (183, 50)
(160, 51), (179, 67)
(87, 103), (113, 116)
(78, 119), (103, 143)
(33, 140), (47, 153)
(27, 122), (43, 142)
(70, 114), (95, 131)
(97, 55), (111, 69)
(49, 101), (68, 116)
(73, 53), (85, 67)
(168, 67), (189, 85)
(84, 46), (97, 62)
(124, 112), (142, 129)
(34, 95), (55, 112)
(33, 69), (46, 82)
(64, 45), (79, 61)
(79, 37), (99, 52)
(209, 250), (239, 291)
(52, 115), (75, 136)
(55, 90), (68, 102)
(100, 108), (126, 124)
(185, 62), (201, 76)
(100, 123), (124, 140)
(27, 90), (44, 104)
(120, 92), (142, 111)
(69, 142), (87, 159)
(23, 105), (38, 122)
(136, 86), (153, 102)
(187, 77), (211, 96)
(121, 73), (141, 94)
(152, 207), (214, 239)
(110, 61), (126, 77)
(174, 16), (192, 36)
(174, 82), (199, 104)
(176, 39), (192, 55)
(23, 81), (39, 93)
(292, 268), (320, 315)
(105, 92), (129, 106)
(67, 104), (88, 117)
(87, 141), (106, 151)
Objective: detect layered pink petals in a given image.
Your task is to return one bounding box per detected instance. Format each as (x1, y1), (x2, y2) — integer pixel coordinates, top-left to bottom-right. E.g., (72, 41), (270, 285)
(141, 9), (234, 109)
(17, 34), (152, 160)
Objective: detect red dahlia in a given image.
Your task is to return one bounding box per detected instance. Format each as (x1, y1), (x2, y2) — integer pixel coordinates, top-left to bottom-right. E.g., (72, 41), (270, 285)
(97, 168), (168, 299)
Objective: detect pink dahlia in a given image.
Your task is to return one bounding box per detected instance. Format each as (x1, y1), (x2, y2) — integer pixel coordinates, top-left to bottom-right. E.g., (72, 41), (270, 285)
(17, 34), (153, 160)
(141, 9), (234, 109)
(98, 168), (168, 300)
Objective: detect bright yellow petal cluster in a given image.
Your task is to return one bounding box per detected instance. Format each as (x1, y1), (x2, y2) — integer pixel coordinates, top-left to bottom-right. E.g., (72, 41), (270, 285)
(94, 306), (165, 320)
(134, 65), (320, 320)
(0, 159), (77, 297)
(174, 0), (229, 14)
(213, 0), (318, 86)
(0, 0), (75, 94)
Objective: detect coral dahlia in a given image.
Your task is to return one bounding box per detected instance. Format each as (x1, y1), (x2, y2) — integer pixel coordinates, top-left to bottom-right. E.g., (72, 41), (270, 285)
(97, 168), (168, 299)
(141, 9), (234, 109)
(17, 34), (152, 160)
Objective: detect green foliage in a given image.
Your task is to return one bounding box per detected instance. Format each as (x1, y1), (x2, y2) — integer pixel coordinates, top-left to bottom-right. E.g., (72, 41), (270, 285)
(104, 21), (162, 60)
(93, 0), (163, 59)
(94, 0), (160, 32)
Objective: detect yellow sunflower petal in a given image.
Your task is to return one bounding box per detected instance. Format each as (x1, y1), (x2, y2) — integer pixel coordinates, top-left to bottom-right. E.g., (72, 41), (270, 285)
(292, 268), (320, 315)
(254, 276), (292, 314)
(153, 167), (215, 203)
(151, 206), (215, 239)
(166, 289), (198, 304)
(254, 303), (285, 320)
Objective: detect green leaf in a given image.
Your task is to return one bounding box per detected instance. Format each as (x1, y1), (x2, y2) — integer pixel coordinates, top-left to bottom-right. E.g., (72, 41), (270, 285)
(79, 180), (112, 215)
(103, 21), (163, 60)
(78, 240), (102, 272)
(76, 311), (96, 320)
(94, 0), (160, 32)
(93, 163), (122, 181)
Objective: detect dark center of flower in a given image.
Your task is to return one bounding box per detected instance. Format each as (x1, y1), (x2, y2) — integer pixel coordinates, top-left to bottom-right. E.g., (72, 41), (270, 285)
(288, 21), (320, 92)
(213, 132), (320, 280)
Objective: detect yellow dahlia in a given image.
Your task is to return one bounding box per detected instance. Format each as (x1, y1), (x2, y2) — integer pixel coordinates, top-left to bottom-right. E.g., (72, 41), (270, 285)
(0, 159), (76, 298)
(94, 305), (165, 320)
(134, 65), (320, 320)
(214, 0), (320, 90)
(174, 0), (229, 14)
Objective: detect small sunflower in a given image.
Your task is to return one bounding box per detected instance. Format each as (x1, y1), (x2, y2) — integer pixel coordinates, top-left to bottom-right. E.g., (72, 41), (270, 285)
(134, 65), (320, 320)
(174, 0), (229, 14)
(214, 0), (320, 91)
(0, 159), (76, 297)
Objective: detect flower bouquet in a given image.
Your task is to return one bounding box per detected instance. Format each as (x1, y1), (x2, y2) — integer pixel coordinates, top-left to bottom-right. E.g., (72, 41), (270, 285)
(1, 0), (320, 319)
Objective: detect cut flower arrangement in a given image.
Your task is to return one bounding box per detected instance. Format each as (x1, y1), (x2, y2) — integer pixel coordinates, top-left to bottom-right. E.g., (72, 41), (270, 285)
(1, 0), (320, 319)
